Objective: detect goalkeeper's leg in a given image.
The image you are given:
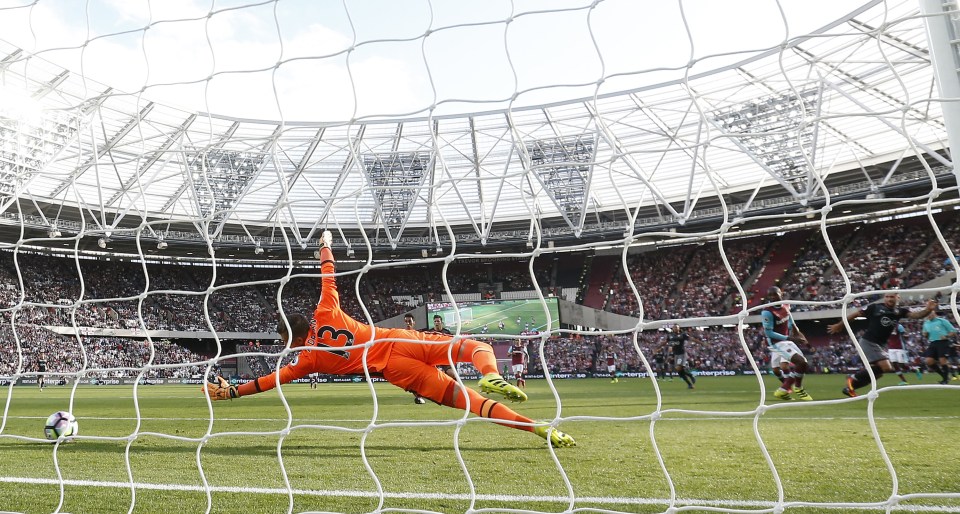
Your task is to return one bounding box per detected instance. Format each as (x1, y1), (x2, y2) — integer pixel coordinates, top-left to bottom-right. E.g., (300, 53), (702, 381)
(462, 342), (528, 402)
(441, 381), (574, 447)
(384, 355), (572, 446)
(416, 334), (527, 402)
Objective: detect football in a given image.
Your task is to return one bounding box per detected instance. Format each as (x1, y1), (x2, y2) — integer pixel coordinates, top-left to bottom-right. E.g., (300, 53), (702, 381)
(44, 411), (79, 441)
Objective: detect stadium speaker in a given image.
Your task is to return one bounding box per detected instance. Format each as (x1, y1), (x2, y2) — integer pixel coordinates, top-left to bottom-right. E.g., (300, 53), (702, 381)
(97, 237), (108, 249)
(48, 228), (61, 238)
(157, 240), (168, 250)
(254, 245), (264, 255)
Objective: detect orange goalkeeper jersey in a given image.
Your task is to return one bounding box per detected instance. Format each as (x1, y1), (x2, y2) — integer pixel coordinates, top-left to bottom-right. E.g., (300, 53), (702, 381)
(297, 249), (394, 375)
(246, 247), (451, 393)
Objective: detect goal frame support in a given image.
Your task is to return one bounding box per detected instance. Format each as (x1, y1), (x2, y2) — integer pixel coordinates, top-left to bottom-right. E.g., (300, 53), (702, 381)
(920, 0), (960, 181)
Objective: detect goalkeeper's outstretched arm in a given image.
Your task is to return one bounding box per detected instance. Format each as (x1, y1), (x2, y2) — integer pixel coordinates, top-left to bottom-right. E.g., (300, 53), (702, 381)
(316, 230), (340, 311)
(204, 362), (308, 400)
(221, 313), (315, 399)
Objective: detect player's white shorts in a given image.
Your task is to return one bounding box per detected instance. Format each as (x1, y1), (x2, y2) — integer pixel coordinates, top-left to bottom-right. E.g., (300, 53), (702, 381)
(674, 355), (688, 367)
(769, 352), (784, 368)
(511, 364), (525, 375)
(888, 349), (909, 364)
(769, 341), (803, 366)
(607, 364), (616, 373)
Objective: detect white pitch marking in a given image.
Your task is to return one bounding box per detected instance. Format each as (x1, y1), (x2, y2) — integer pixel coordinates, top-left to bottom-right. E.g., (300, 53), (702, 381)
(0, 476), (957, 512)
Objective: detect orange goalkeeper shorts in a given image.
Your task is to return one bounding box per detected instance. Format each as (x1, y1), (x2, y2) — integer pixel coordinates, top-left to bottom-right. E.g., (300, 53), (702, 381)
(381, 334), (477, 402)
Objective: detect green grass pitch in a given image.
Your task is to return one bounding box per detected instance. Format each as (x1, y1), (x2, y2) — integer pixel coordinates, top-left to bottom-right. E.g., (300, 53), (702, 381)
(0, 375), (957, 513)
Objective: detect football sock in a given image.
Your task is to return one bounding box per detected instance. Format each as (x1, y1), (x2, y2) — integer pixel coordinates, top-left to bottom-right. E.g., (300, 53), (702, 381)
(781, 376), (795, 391)
(772, 368), (784, 383)
(937, 365), (950, 382)
(850, 365), (884, 390)
(792, 372), (804, 388)
(448, 385), (533, 432)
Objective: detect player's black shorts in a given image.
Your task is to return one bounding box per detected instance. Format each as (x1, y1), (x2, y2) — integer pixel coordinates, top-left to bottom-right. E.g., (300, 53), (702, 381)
(925, 340), (952, 360)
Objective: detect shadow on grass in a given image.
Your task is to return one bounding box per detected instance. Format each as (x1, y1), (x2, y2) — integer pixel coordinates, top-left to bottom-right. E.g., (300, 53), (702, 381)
(0, 439), (538, 460)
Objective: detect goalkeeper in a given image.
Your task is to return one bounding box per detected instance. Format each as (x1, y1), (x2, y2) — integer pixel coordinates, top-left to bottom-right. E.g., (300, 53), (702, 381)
(205, 231), (575, 448)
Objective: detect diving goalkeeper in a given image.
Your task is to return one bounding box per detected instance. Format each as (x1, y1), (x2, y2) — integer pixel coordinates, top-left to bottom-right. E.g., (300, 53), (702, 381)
(205, 231), (575, 448)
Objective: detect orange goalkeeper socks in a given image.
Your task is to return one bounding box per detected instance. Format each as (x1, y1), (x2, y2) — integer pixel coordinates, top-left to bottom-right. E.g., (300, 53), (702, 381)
(452, 386), (534, 432)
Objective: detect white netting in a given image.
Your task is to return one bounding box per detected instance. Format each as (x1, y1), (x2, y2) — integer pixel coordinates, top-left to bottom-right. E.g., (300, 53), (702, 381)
(0, 0), (959, 512)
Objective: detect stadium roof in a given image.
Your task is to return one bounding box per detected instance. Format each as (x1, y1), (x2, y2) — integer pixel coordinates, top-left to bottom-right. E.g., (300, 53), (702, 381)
(0, 0), (955, 258)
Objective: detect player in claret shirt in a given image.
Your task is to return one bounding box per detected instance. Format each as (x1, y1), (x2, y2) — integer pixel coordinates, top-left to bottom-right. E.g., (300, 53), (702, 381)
(829, 292), (936, 397)
(760, 286), (812, 401)
(605, 351), (618, 383)
(509, 340), (528, 388)
(205, 231), (575, 448)
(885, 323), (910, 385)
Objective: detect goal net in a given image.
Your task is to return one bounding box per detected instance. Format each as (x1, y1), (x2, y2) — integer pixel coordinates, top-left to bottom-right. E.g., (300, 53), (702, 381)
(0, 0), (958, 512)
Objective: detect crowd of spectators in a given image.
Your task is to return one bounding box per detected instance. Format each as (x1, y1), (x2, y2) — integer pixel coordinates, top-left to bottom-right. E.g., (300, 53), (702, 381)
(1, 319), (937, 383)
(0, 325), (209, 379)
(498, 326), (799, 377)
(779, 226), (859, 310)
(605, 238), (770, 320)
(0, 214), (956, 382)
(780, 216), (959, 311)
(811, 219), (933, 303)
(235, 343), (296, 378)
(513, 328), (752, 376)
(903, 215), (960, 287)
(603, 216), (958, 320)
(672, 239), (770, 318)
(607, 249), (689, 319)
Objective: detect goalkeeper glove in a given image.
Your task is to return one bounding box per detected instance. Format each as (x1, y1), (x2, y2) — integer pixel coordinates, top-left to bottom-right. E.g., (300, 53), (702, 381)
(204, 376), (239, 401)
(315, 230), (333, 258)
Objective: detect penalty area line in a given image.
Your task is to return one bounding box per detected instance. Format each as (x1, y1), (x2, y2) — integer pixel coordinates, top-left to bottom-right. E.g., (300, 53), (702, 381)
(0, 476), (958, 512)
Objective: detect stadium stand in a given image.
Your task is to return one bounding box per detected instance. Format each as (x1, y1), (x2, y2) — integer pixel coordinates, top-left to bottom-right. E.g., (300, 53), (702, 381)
(0, 214), (955, 381)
